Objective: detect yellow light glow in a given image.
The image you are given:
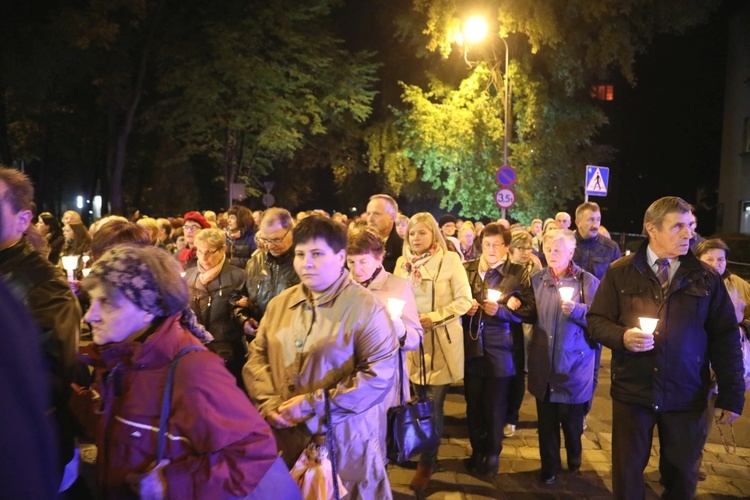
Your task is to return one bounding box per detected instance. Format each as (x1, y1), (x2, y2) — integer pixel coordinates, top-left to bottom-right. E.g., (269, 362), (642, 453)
(463, 16), (488, 45)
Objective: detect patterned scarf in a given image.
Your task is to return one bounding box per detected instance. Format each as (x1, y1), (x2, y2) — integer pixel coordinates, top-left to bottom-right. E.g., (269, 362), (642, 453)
(401, 242), (439, 287)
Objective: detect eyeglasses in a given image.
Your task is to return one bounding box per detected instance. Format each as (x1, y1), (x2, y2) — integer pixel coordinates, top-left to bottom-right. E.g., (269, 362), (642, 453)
(183, 225), (202, 232)
(515, 246), (533, 253)
(258, 227), (291, 246)
(482, 242), (505, 250)
(196, 249), (219, 258)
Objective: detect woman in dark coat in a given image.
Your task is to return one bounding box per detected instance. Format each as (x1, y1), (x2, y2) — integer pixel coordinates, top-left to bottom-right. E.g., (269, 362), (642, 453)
(185, 228), (248, 388)
(527, 229), (600, 484)
(226, 205), (257, 269)
(461, 223), (534, 475)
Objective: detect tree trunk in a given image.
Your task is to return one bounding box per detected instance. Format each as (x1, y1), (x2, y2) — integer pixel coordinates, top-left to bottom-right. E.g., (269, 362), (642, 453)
(106, 0), (164, 215)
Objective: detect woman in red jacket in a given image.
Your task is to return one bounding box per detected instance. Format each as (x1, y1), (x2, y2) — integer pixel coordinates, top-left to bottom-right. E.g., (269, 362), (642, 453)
(79, 244), (300, 499)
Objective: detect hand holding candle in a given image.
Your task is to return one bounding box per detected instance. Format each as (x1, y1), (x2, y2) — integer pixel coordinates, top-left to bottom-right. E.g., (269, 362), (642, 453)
(624, 317), (658, 352)
(558, 287), (575, 301)
(387, 298), (406, 320)
(486, 289), (502, 302)
(559, 286), (575, 315)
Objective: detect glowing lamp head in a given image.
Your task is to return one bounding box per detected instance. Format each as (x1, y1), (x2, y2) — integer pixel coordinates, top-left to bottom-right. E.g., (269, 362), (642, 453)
(463, 16), (489, 45)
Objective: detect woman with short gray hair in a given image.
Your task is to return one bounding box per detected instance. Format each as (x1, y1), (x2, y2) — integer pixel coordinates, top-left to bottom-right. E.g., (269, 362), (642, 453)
(186, 228), (248, 388)
(527, 229), (600, 484)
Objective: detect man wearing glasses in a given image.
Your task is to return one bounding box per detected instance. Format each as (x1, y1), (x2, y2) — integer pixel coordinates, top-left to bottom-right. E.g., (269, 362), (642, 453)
(236, 208), (299, 337)
(178, 211), (211, 270)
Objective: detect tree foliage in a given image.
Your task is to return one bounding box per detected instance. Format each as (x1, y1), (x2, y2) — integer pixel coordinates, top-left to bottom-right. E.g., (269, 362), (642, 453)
(1, 0), (379, 215)
(387, 0), (718, 222)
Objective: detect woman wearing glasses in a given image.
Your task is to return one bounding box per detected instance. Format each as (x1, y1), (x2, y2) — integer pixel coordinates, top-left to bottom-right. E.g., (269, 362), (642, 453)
(186, 228), (249, 389)
(394, 212), (472, 493)
(178, 211), (211, 270)
(461, 223), (534, 475)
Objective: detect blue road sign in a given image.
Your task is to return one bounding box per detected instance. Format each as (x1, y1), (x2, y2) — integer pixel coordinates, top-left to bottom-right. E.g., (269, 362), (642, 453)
(585, 165), (609, 196)
(496, 165), (517, 187)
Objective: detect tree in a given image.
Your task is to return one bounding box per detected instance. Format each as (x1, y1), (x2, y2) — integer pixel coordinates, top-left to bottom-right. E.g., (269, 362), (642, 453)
(380, 0), (719, 222)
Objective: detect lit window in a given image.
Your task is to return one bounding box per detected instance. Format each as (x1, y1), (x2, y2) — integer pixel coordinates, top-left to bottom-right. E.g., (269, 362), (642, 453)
(591, 85), (614, 101)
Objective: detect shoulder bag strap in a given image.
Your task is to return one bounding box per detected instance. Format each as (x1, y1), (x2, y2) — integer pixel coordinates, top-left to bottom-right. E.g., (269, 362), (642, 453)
(156, 345), (203, 462)
(324, 389), (340, 500)
(430, 256), (444, 313)
(578, 270), (585, 304)
(397, 348), (405, 405)
(418, 336), (428, 399)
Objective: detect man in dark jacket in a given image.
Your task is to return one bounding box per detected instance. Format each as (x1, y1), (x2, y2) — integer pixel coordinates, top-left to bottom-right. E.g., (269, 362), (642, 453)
(365, 194), (402, 273)
(238, 208), (299, 334)
(0, 166), (82, 493)
(587, 196), (744, 500)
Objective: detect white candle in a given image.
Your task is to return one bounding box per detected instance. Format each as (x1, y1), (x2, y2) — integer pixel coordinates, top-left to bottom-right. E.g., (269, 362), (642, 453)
(61, 255), (80, 271)
(387, 298), (406, 320)
(638, 317), (659, 334)
(81, 268), (91, 278)
(558, 287), (575, 302)
(486, 289), (502, 302)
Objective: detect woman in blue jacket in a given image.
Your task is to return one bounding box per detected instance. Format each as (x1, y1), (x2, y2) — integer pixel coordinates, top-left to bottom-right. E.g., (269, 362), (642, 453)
(527, 229), (600, 484)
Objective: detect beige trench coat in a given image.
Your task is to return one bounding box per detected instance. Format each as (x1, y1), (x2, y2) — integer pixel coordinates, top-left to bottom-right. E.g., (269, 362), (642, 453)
(395, 248), (472, 386)
(244, 270), (398, 499)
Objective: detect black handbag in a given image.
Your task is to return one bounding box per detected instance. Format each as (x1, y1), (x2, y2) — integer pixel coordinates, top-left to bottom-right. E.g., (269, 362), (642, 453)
(386, 339), (440, 463)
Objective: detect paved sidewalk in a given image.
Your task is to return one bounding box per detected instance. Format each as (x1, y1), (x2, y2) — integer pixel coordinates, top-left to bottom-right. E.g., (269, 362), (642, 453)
(388, 349), (750, 499)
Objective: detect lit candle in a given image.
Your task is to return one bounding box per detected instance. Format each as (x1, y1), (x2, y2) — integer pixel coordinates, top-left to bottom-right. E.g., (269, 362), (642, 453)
(81, 268), (91, 278)
(558, 287), (575, 302)
(486, 289), (502, 302)
(387, 298), (406, 320)
(638, 317), (658, 334)
(61, 255), (80, 283)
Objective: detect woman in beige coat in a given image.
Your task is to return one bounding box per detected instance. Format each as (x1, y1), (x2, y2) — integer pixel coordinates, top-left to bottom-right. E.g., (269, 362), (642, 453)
(244, 216), (398, 499)
(394, 212), (472, 494)
(346, 227), (423, 446)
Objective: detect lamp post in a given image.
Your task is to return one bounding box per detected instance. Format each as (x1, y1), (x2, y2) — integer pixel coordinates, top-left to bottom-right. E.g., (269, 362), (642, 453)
(463, 16), (512, 218)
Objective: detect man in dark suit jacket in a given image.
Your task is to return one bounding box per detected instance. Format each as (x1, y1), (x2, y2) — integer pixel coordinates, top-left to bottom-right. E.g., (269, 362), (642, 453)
(365, 194), (402, 273)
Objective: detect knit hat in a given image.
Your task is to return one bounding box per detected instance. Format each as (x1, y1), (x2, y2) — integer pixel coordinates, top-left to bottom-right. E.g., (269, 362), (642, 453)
(437, 214), (457, 228)
(86, 245), (214, 343)
(87, 246), (170, 317)
(183, 211), (210, 229)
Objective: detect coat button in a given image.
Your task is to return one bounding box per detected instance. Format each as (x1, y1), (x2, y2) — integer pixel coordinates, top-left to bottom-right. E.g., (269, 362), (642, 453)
(654, 367), (658, 372)
(288, 384), (296, 392)
(294, 340), (303, 348)
(654, 405), (659, 410)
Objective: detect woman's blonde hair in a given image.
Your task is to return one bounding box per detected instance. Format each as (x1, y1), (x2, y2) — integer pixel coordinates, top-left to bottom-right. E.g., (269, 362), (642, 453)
(194, 228), (226, 250)
(403, 212), (447, 254)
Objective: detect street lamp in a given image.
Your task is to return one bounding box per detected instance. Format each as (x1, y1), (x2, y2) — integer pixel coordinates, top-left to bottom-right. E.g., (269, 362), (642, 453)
(462, 15), (511, 168)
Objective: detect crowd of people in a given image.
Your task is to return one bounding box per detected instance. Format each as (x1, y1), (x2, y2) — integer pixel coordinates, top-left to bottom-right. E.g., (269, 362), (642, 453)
(0, 164), (746, 499)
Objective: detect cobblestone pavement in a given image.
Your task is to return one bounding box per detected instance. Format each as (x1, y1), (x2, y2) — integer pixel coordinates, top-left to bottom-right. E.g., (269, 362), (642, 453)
(388, 349), (750, 499)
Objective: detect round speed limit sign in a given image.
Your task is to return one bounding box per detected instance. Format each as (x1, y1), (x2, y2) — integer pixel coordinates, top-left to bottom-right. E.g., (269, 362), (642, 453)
(495, 188), (515, 209)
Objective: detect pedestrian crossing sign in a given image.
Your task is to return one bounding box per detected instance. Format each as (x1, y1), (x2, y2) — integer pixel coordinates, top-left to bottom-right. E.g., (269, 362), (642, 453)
(585, 165), (609, 196)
